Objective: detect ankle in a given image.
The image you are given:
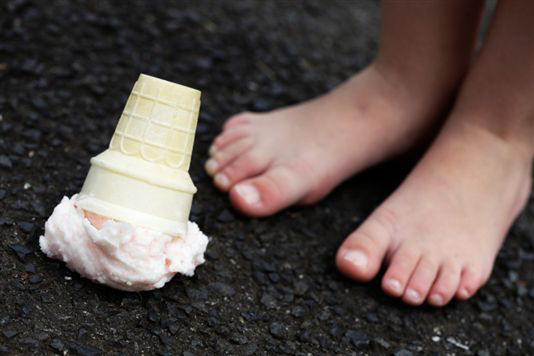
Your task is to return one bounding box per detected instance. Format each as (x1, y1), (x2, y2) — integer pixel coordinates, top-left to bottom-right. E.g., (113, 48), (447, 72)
(448, 115), (534, 165)
(450, 103), (534, 159)
(370, 58), (463, 106)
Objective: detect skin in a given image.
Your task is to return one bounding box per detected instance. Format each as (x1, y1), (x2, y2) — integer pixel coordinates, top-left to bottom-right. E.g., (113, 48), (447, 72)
(205, 0), (534, 306)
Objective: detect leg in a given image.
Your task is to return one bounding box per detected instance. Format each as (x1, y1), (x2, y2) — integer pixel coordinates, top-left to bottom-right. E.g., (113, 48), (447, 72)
(205, 0), (485, 216)
(337, 0), (534, 307)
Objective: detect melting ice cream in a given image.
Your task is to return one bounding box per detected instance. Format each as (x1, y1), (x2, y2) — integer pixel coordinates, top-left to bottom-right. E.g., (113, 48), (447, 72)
(40, 196), (208, 291)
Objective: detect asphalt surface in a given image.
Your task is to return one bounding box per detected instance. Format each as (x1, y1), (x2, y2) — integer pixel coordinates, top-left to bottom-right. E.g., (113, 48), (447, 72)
(1, 0), (534, 355)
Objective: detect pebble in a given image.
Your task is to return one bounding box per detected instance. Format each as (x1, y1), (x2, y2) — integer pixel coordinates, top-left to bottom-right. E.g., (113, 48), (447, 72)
(29, 274), (42, 284)
(208, 282), (235, 297)
(294, 281), (309, 296)
(2, 329), (17, 339)
(0, 217), (12, 225)
(252, 98), (272, 111)
(9, 244), (31, 261)
(229, 333), (248, 345)
(393, 349), (414, 356)
(20, 337), (39, 347)
(374, 338), (391, 349)
(185, 287), (208, 301)
(159, 334), (171, 346)
(31, 201), (46, 217)
(195, 57), (213, 70)
(17, 221), (34, 233)
(0, 155), (12, 169)
(447, 337), (470, 351)
(291, 305), (306, 318)
(22, 128), (42, 141)
(217, 209), (235, 223)
(35, 332), (50, 341)
(344, 329), (370, 348)
(148, 311), (160, 323)
(241, 343), (257, 355)
(40, 292), (51, 304)
(20, 304), (33, 317)
(253, 271), (269, 285)
(269, 322), (288, 340)
(69, 342), (102, 356)
(260, 293), (277, 309)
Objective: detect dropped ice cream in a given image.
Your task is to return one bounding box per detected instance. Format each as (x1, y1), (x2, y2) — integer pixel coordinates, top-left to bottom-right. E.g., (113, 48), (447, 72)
(40, 196), (207, 291)
(40, 74), (209, 291)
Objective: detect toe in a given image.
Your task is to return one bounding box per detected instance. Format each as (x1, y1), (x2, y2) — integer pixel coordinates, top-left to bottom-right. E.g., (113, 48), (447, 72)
(210, 125), (251, 154)
(229, 165), (307, 216)
(205, 138), (253, 176)
(336, 209), (397, 282)
(215, 149), (270, 191)
(402, 257), (439, 306)
(381, 246), (421, 298)
(456, 266), (486, 300)
(427, 262), (461, 307)
(223, 112), (253, 130)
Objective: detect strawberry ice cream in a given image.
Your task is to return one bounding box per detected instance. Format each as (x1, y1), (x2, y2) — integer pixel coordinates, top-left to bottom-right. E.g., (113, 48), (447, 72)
(39, 196), (208, 291)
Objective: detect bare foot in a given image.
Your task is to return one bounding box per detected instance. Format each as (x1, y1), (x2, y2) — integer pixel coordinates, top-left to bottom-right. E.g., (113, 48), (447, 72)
(336, 117), (532, 307)
(205, 65), (453, 216)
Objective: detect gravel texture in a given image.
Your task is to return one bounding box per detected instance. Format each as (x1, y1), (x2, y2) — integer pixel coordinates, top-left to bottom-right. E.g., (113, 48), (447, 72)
(1, 0), (534, 355)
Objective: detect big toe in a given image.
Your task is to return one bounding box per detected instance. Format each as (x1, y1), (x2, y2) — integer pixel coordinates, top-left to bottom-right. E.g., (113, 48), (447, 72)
(229, 166), (308, 217)
(336, 209), (395, 281)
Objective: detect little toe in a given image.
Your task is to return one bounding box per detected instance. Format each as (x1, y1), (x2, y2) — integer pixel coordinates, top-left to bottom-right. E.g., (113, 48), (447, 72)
(223, 112), (253, 130)
(229, 165), (307, 216)
(427, 263), (461, 307)
(382, 247), (421, 298)
(215, 149), (270, 191)
(205, 138), (253, 176)
(456, 266), (485, 300)
(211, 126), (251, 153)
(336, 212), (396, 282)
(402, 257), (439, 306)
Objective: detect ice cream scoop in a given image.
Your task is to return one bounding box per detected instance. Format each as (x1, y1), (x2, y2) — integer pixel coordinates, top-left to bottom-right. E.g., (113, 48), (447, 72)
(40, 74), (209, 291)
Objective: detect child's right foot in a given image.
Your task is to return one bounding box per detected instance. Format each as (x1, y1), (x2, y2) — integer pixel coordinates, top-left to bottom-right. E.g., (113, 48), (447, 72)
(205, 65), (457, 216)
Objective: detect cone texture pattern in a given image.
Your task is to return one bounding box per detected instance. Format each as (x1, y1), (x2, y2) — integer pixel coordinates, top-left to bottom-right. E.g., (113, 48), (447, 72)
(110, 74), (200, 171)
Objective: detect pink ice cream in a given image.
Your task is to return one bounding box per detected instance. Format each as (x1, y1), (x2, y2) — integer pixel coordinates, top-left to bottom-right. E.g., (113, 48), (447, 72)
(39, 196), (208, 291)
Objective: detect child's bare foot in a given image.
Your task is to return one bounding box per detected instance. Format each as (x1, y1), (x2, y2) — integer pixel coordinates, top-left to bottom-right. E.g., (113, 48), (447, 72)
(336, 116), (532, 306)
(205, 65), (455, 216)
(335, 0), (534, 307)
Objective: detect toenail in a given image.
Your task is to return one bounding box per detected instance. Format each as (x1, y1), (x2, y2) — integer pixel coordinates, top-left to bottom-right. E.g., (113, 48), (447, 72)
(234, 183), (261, 206)
(458, 288), (470, 299)
(429, 293), (444, 306)
(214, 173), (230, 189)
(384, 278), (402, 293)
(405, 288), (421, 303)
(205, 159), (218, 175)
(342, 249), (368, 269)
(208, 145), (217, 156)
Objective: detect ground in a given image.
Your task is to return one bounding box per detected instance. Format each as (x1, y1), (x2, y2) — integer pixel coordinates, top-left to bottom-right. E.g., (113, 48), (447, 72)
(1, 0), (534, 355)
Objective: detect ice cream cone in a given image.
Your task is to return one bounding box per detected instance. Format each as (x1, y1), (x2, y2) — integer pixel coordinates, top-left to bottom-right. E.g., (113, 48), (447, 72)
(75, 74), (201, 237)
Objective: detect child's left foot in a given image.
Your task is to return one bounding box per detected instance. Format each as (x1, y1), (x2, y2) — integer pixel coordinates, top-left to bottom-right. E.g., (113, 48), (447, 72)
(336, 116), (532, 307)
